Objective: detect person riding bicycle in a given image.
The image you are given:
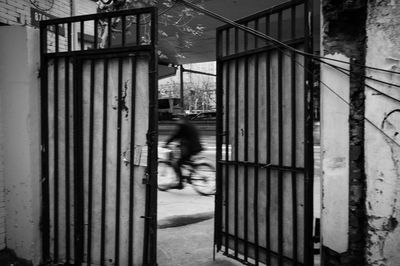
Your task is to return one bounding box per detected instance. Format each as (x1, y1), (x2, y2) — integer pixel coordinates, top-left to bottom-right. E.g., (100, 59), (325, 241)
(164, 117), (203, 189)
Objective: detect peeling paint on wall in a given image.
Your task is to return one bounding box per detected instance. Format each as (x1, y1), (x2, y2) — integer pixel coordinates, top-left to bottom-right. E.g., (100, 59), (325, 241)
(366, 1), (400, 265)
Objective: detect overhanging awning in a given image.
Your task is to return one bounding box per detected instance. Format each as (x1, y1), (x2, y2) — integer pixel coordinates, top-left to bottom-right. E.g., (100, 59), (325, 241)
(158, 0), (320, 65)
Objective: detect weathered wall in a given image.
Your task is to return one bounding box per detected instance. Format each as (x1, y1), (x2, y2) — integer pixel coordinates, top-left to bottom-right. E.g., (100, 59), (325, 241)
(0, 0), (71, 26)
(0, 26), (41, 264)
(365, 1), (400, 265)
(0, 63), (5, 251)
(321, 1), (367, 265)
(320, 53), (350, 254)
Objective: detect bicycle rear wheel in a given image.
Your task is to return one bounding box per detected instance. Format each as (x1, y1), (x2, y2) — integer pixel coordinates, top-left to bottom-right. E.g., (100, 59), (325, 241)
(157, 161), (177, 191)
(190, 163), (216, 196)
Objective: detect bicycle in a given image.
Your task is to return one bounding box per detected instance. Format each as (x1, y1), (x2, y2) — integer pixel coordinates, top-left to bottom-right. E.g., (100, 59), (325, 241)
(158, 144), (216, 196)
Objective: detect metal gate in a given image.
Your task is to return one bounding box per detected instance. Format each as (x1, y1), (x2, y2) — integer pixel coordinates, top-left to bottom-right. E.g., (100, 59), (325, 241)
(40, 8), (158, 266)
(215, 1), (314, 265)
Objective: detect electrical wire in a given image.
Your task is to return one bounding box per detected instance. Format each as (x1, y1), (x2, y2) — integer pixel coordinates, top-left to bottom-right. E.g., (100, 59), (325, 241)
(315, 58), (400, 104)
(172, 0), (400, 147)
(172, 0), (400, 76)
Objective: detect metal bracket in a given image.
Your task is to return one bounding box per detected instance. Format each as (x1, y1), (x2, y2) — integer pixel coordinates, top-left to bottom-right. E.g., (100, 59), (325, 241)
(146, 130), (157, 146)
(142, 171), (150, 185)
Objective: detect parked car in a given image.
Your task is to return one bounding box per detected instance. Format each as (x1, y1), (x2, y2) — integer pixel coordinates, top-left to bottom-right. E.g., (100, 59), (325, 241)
(190, 111), (216, 121)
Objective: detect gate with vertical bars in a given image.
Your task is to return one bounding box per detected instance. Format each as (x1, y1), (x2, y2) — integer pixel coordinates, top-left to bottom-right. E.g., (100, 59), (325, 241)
(40, 8), (158, 266)
(215, 0), (314, 265)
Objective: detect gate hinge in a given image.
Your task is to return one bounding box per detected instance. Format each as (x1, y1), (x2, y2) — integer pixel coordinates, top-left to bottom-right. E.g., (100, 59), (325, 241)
(37, 67), (42, 78)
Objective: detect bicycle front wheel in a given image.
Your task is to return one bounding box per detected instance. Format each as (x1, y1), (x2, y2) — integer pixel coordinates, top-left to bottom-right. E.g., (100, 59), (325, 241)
(190, 163), (216, 196)
(157, 161), (177, 191)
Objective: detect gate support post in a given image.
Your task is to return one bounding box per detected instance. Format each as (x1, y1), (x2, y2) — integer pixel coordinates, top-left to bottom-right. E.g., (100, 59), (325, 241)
(320, 1), (367, 265)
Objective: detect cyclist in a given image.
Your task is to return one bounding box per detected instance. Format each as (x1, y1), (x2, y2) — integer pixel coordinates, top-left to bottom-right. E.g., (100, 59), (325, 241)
(164, 117), (203, 189)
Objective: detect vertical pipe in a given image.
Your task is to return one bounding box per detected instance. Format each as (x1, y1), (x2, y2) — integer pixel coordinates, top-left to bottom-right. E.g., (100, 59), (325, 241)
(243, 22), (249, 263)
(87, 59), (95, 266)
(291, 3), (298, 265)
(73, 57), (84, 266)
(40, 23), (50, 263)
(253, 17), (260, 266)
(303, 0), (314, 265)
(100, 58), (109, 266)
(128, 56), (137, 266)
(80, 21), (84, 51)
(265, 14), (271, 266)
(277, 11), (284, 266)
(53, 56), (59, 262)
(224, 29), (230, 255)
(234, 26), (239, 259)
(114, 58), (123, 266)
(64, 56), (71, 264)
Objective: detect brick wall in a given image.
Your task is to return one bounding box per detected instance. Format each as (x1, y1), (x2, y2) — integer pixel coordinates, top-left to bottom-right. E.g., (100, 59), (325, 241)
(0, 0), (71, 26)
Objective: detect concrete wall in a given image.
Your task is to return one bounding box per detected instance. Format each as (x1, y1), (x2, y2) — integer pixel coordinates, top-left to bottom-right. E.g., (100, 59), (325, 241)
(365, 1), (400, 265)
(320, 54), (350, 253)
(0, 26), (41, 264)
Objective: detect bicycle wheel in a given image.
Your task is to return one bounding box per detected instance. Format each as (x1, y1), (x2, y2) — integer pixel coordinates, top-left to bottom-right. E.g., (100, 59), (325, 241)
(190, 163), (216, 196)
(157, 161), (178, 191)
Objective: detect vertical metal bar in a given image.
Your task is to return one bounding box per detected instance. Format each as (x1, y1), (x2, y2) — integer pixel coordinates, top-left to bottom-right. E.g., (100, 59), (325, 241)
(87, 59), (95, 266)
(73, 57), (84, 266)
(303, 0), (314, 265)
(136, 14), (140, 45)
(53, 56), (59, 262)
(243, 22), (249, 263)
(291, 3), (298, 265)
(40, 23), (50, 263)
(253, 24), (260, 265)
(80, 21), (85, 51)
(107, 17), (112, 48)
(224, 28), (230, 255)
(265, 15), (271, 266)
(277, 11), (284, 266)
(180, 65), (184, 113)
(214, 28), (223, 252)
(128, 56), (137, 266)
(143, 8), (158, 265)
(234, 26), (239, 259)
(114, 58), (123, 266)
(64, 56), (71, 264)
(55, 24), (59, 53)
(121, 16), (126, 46)
(94, 18), (99, 49)
(68, 22), (72, 52)
(100, 58), (109, 266)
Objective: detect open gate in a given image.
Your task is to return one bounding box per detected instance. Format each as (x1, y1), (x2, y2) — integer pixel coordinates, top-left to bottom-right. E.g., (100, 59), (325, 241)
(215, 1), (314, 265)
(40, 8), (158, 266)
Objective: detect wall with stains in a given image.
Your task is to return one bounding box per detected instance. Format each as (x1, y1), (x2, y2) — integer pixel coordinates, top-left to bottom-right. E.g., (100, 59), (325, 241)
(0, 26), (41, 263)
(365, 1), (400, 265)
(320, 53), (350, 254)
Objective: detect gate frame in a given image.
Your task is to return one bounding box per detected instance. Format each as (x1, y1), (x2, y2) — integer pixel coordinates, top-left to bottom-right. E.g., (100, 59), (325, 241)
(39, 7), (159, 266)
(214, 0), (315, 265)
